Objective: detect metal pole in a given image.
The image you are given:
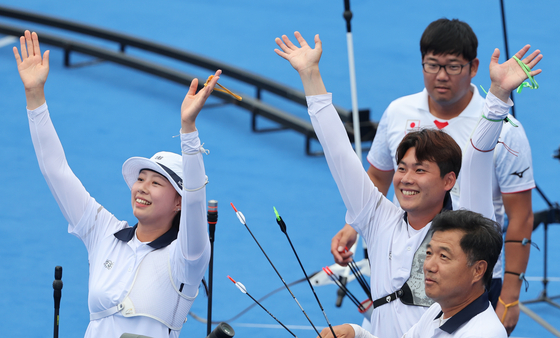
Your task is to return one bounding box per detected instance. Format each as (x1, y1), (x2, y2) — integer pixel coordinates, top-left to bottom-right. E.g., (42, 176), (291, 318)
(343, 0), (362, 160)
(519, 303), (560, 337)
(499, 0), (515, 117)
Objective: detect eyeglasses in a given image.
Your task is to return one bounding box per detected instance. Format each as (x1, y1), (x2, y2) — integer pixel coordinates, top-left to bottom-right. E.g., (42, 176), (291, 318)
(422, 61), (472, 75)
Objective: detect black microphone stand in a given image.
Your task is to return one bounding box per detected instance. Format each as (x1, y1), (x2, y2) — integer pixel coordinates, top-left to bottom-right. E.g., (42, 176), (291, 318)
(53, 266), (63, 338)
(520, 194), (560, 337)
(517, 148), (560, 336)
(523, 193), (560, 309)
(207, 200), (218, 336)
(500, 0), (560, 313)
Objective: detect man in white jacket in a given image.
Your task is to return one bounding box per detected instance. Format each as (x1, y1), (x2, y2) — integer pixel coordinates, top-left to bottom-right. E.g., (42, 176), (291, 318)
(274, 31), (541, 338)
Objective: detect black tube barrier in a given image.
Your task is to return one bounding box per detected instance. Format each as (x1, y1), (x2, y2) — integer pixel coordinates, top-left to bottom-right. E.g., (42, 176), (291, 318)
(0, 6), (376, 155)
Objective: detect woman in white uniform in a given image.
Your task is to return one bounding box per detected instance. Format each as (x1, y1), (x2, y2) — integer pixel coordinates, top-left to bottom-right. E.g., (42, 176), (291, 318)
(14, 30), (218, 338)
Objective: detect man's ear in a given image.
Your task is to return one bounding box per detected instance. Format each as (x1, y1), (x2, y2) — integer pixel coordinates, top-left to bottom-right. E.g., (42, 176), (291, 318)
(472, 260), (487, 284)
(443, 171), (456, 191)
(469, 58), (480, 79)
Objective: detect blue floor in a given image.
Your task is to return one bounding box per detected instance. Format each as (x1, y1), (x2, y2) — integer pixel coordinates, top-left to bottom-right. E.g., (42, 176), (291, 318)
(0, 1), (559, 337)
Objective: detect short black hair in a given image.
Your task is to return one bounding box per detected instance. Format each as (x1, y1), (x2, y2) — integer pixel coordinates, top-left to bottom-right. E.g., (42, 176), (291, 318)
(420, 18), (478, 62)
(396, 128), (462, 180)
(431, 210), (503, 287)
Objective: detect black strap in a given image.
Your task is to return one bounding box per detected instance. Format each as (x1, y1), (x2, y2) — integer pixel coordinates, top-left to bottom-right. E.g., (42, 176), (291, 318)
(169, 283), (186, 335)
(373, 289), (404, 309)
(398, 283), (415, 305)
(505, 271), (529, 292)
(504, 238), (540, 251)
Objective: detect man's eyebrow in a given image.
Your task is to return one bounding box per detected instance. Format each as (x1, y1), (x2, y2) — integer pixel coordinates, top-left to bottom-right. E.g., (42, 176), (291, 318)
(440, 245), (452, 253)
(425, 56), (462, 63)
(426, 243), (453, 255)
(399, 159), (427, 167)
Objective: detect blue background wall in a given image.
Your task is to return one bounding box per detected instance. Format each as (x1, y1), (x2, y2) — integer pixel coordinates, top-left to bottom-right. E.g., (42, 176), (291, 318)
(0, 1), (558, 337)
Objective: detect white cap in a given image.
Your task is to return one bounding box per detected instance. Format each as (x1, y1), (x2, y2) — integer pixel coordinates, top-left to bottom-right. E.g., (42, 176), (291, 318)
(122, 151), (183, 195)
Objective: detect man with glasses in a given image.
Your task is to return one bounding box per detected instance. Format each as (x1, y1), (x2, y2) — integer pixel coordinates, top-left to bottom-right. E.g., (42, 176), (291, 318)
(331, 18), (534, 336)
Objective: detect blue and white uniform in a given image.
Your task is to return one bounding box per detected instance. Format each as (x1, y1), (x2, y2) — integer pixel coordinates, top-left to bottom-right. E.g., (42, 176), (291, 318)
(367, 85), (534, 229)
(350, 292), (506, 338)
(306, 92), (508, 338)
(28, 102), (211, 338)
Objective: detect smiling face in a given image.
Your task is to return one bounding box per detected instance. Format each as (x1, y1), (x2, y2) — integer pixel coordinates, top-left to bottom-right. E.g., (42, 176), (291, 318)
(423, 52), (479, 117)
(423, 229), (486, 312)
(393, 147), (455, 227)
(131, 169), (181, 228)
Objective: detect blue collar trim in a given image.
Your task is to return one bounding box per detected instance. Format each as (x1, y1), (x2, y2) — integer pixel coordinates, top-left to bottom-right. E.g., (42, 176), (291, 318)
(435, 291), (490, 334)
(114, 223), (179, 249)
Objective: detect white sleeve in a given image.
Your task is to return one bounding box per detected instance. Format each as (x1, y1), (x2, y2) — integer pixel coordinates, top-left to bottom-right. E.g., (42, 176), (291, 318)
(495, 120), (535, 194)
(460, 92), (512, 219)
(172, 130), (211, 289)
(367, 110), (394, 171)
(350, 324), (378, 338)
(307, 94), (383, 226)
(27, 102), (91, 227)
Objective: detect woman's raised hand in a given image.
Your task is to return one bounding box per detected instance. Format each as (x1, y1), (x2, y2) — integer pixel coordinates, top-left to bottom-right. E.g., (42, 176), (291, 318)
(13, 30), (50, 109)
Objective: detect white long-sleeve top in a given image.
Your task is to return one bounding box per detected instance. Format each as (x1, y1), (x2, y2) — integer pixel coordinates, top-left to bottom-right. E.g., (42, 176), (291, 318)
(306, 92), (509, 338)
(28, 102), (211, 338)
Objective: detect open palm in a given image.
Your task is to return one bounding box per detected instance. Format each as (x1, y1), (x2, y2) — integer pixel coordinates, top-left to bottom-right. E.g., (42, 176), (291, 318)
(180, 69), (222, 133)
(489, 45), (542, 96)
(274, 31), (322, 74)
(13, 30), (49, 90)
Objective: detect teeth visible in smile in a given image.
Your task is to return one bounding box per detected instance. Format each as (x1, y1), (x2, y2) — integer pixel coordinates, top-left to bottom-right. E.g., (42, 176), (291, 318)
(402, 190), (419, 196)
(136, 198), (151, 205)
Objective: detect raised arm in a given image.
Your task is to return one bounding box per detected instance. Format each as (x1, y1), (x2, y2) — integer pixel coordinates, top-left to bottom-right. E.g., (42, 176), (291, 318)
(488, 46), (541, 335)
(275, 32), (386, 229)
(15, 31), (90, 227)
(274, 31), (327, 96)
(460, 45), (542, 218)
(488, 45), (542, 103)
(13, 30), (49, 109)
(174, 71), (221, 287)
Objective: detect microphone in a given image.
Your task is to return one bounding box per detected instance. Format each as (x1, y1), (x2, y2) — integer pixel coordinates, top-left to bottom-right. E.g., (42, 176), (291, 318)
(207, 200), (218, 335)
(53, 266), (63, 338)
(207, 322), (235, 338)
(54, 266), (63, 307)
(208, 200), (218, 242)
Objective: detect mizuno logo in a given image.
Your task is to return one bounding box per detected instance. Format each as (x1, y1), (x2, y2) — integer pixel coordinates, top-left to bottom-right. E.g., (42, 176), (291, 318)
(510, 167), (530, 178)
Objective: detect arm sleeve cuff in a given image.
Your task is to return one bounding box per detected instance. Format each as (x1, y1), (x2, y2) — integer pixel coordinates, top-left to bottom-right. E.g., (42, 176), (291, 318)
(484, 91), (513, 120)
(350, 323), (377, 338)
(180, 130), (201, 153)
(27, 101), (48, 118)
(306, 93), (333, 116)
